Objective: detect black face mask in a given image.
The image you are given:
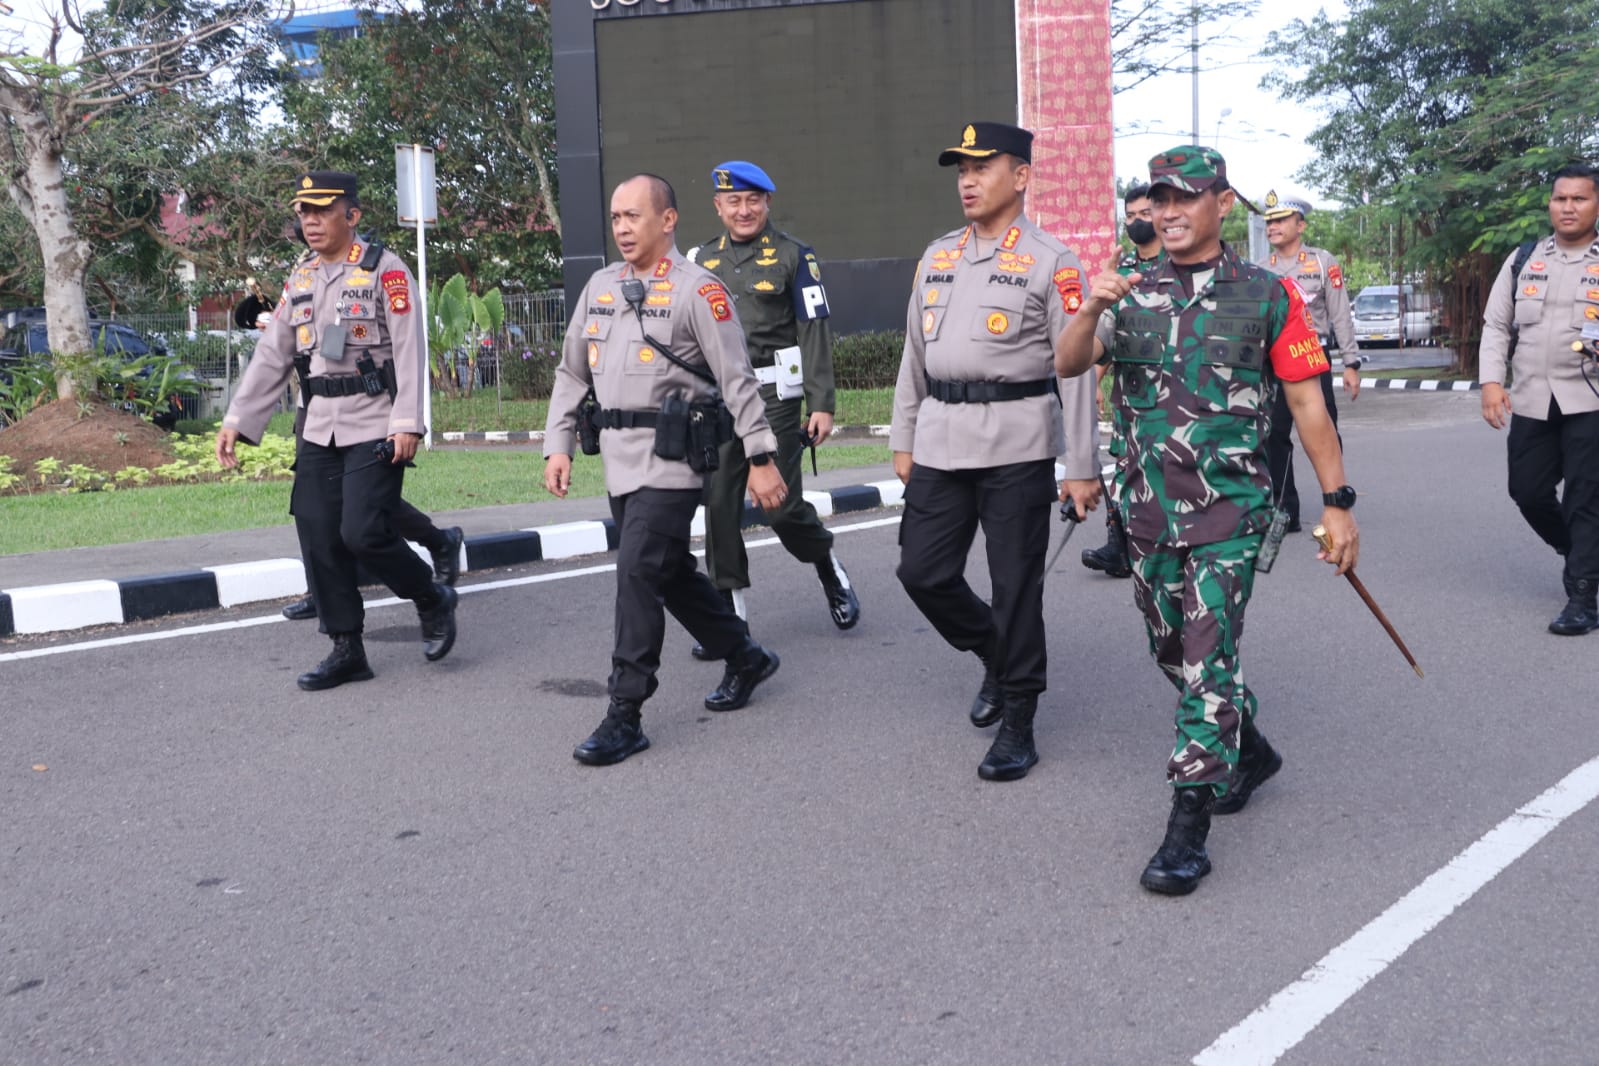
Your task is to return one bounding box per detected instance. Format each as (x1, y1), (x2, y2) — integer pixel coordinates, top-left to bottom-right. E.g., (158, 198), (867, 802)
(1126, 218), (1157, 246)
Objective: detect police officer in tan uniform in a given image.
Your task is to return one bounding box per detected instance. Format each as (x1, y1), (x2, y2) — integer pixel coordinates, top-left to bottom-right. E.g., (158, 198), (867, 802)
(1481, 162), (1599, 635)
(891, 122), (1101, 782)
(545, 174), (786, 766)
(215, 171), (458, 690)
(1262, 191), (1361, 531)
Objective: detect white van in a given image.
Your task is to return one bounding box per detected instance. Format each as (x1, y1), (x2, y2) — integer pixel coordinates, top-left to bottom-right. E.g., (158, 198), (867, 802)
(1352, 285), (1438, 348)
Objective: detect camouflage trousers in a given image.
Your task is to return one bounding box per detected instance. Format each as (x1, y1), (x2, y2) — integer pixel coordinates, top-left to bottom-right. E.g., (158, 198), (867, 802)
(1126, 532), (1262, 792)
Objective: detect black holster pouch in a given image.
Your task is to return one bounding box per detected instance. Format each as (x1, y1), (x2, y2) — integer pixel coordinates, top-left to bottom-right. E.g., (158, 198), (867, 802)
(577, 388), (602, 455)
(686, 400), (732, 473)
(355, 354), (395, 399)
(654, 392), (691, 462)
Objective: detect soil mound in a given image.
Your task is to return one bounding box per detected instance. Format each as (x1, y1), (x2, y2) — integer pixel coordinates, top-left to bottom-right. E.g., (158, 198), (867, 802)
(0, 397), (176, 486)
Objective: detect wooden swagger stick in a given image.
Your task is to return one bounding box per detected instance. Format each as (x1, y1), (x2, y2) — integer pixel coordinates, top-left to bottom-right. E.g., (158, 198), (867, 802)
(1313, 525), (1424, 678)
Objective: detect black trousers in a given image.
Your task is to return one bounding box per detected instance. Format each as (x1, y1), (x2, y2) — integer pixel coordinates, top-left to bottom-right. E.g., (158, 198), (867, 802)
(1267, 369), (1340, 522)
(896, 459), (1055, 695)
(1507, 398), (1599, 581)
(608, 487), (751, 703)
(291, 437), (437, 636)
(704, 393), (834, 590)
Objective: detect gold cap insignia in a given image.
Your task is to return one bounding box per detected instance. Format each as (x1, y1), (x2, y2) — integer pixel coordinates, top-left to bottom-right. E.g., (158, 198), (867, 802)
(714, 169), (733, 191)
(1264, 189), (1280, 209)
(961, 125), (976, 148)
(301, 177), (313, 189)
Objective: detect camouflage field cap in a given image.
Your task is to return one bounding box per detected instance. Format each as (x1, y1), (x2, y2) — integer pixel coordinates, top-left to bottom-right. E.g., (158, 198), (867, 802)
(1148, 145), (1260, 213)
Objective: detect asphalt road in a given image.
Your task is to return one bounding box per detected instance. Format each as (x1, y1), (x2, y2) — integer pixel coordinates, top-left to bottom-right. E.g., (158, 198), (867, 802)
(4, 389), (1596, 1065)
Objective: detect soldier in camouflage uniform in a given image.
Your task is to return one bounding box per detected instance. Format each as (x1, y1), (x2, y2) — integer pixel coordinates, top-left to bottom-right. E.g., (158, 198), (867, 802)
(1055, 146), (1359, 895)
(1083, 182), (1165, 580)
(685, 160), (859, 654)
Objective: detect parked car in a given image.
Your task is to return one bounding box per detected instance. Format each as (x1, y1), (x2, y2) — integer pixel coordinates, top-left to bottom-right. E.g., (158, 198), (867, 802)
(1352, 284), (1440, 348)
(0, 319), (197, 429)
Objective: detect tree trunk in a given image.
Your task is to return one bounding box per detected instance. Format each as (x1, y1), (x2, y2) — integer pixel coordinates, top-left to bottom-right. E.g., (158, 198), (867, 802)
(2, 91), (94, 399)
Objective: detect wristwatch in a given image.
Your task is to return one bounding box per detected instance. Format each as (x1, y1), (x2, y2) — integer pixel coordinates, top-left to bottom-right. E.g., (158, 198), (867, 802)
(1322, 485), (1357, 509)
(1344, 356), (1363, 371)
(749, 452), (773, 467)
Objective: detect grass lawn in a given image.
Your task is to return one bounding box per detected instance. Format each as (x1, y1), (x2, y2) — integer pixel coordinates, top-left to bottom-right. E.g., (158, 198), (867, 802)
(1363, 365), (1470, 381)
(1, 440), (892, 554)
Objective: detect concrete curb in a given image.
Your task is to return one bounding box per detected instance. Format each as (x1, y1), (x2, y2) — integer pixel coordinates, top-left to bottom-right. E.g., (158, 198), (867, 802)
(0, 478), (913, 639)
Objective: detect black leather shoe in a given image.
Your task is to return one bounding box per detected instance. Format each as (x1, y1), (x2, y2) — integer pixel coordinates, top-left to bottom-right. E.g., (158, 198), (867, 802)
(816, 552), (861, 629)
(705, 643), (779, 711)
(573, 700), (650, 766)
(978, 693), (1039, 781)
(431, 526), (464, 586)
(1140, 787), (1216, 895)
(969, 657), (1002, 728)
(1214, 721), (1283, 815)
(281, 595), (317, 621)
(1549, 577), (1598, 635)
(296, 633), (374, 691)
(692, 588), (739, 661)
(1284, 517), (1303, 534)
(419, 584), (458, 662)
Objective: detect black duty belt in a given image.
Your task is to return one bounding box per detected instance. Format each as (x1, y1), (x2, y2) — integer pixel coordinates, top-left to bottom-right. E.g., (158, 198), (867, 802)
(924, 374), (1055, 404)
(307, 374), (379, 398)
(599, 408), (659, 429)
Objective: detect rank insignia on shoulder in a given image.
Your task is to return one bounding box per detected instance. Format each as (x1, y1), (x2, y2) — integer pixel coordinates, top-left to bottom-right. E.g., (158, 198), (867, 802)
(1001, 227), (1021, 250)
(346, 242), (363, 264)
(653, 258), (672, 278)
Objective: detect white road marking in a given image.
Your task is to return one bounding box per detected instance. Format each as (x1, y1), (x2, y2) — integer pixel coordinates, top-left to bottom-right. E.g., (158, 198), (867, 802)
(1194, 753), (1599, 1066)
(0, 516), (903, 663)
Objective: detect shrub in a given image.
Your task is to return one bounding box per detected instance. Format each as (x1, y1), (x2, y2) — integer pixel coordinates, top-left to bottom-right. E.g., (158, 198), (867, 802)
(500, 343), (562, 400)
(832, 331), (905, 390)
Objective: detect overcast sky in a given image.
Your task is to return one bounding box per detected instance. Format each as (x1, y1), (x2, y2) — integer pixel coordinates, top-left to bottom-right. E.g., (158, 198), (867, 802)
(1112, 2), (1351, 209)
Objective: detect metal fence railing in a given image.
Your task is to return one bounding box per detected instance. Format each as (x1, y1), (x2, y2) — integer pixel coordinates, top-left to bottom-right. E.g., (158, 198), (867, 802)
(99, 289), (571, 416)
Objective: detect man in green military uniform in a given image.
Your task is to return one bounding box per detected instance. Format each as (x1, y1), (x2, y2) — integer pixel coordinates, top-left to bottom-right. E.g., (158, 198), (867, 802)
(1056, 146), (1359, 895)
(1083, 182), (1165, 580)
(1262, 190), (1363, 532)
(686, 161), (859, 654)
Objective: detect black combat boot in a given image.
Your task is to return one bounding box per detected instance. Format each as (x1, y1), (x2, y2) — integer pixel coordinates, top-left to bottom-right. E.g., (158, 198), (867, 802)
(1081, 509), (1133, 579)
(704, 640), (780, 712)
(573, 698), (650, 766)
(1549, 575), (1598, 636)
(692, 588), (741, 661)
(296, 632), (374, 691)
(969, 652), (1003, 728)
(1214, 719), (1283, 815)
(418, 583), (458, 662)
(281, 595), (317, 621)
(431, 526), (465, 586)
(815, 551), (861, 629)
(977, 692), (1039, 781)
(1140, 787), (1216, 895)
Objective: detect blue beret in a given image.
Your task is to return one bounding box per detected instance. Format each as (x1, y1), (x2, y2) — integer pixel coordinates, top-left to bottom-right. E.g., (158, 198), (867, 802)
(711, 161), (775, 193)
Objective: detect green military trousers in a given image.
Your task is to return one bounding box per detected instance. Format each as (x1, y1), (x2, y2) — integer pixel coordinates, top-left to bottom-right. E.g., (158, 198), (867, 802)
(703, 391), (835, 591)
(1125, 532), (1263, 793)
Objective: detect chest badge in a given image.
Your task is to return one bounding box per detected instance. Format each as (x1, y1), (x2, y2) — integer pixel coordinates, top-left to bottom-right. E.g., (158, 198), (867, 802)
(925, 288), (940, 305)
(923, 310), (937, 335)
(754, 280), (776, 292)
(588, 341), (600, 367)
(350, 323), (370, 341)
(986, 311), (1009, 335)
(638, 346), (656, 364)
(701, 258), (721, 270)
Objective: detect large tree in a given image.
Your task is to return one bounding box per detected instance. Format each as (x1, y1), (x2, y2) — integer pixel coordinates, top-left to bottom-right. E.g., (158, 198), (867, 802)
(0, 0), (291, 394)
(279, 0), (559, 293)
(1112, 0), (1260, 95)
(1262, 1), (1599, 370)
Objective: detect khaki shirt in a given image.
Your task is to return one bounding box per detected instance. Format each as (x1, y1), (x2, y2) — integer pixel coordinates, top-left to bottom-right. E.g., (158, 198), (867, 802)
(1480, 234), (1599, 420)
(688, 222), (836, 414)
(890, 215), (1099, 478)
(545, 247), (779, 497)
(224, 240), (426, 446)
(1264, 244), (1358, 367)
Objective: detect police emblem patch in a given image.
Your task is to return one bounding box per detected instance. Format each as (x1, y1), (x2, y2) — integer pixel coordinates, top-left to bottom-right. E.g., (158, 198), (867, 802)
(923, 310), (937, 334)
(986, 312), (1009, 334)
(588, 341), (600, 367)
(808, 262), (821, 281)
(351, 324), (370, 340)
(638, 346), (655, 364)
(925, 288), (940, 305)
(381, 270), (411, 314)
